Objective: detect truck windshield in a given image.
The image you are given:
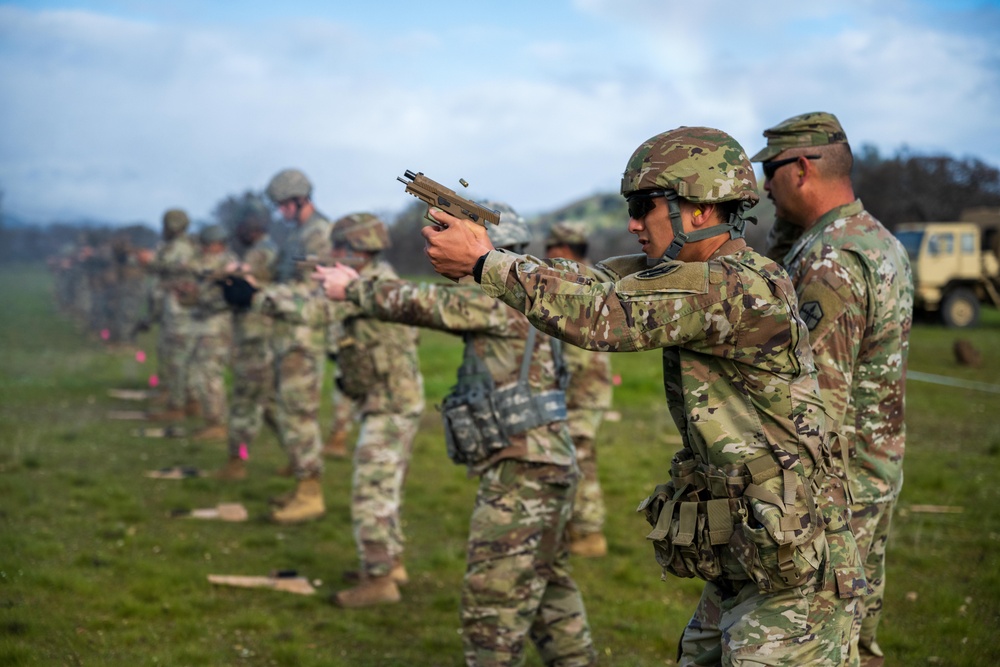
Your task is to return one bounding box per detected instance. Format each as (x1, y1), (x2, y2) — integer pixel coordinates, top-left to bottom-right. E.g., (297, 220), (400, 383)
(895, 230), (924, 260)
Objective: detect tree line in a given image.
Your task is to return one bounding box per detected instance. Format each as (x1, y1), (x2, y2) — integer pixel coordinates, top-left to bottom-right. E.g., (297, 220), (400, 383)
(3, 145), (1000, 267)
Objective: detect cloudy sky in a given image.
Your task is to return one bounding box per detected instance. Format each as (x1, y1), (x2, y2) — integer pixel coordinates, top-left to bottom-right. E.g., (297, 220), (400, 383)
(1, 0), (998, 227)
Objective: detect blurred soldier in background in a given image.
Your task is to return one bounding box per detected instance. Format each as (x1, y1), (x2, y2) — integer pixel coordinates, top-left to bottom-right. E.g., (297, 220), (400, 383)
(322, 213), (425, 608)
(544, 221), (613, 558)
(215, 202), (280, 480)
(109, 234), (152, 346)
(255, 168), (332, 523)
(184, 224), (237, 441)
(148, 209), (199, 422)
(316, 204), (595, 666)
(421, 128), (866, 666)
(753, 112), (913, 667)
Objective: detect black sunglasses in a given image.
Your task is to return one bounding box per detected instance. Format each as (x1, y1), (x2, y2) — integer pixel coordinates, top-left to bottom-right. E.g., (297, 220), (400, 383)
(762, 154), (821, 180)
(625, 190), (670, 220)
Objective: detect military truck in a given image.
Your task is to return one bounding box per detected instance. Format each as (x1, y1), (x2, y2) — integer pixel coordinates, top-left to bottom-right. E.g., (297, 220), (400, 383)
(895, 219), (1000, 327)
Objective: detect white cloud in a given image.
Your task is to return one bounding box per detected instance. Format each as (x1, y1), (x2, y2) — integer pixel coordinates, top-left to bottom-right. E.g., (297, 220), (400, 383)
(0, 1), (997, 227)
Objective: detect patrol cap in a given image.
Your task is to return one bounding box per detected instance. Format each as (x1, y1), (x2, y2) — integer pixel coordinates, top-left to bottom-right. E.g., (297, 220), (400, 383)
(545, 221), (589, 247)
(750, 112), (849, 163)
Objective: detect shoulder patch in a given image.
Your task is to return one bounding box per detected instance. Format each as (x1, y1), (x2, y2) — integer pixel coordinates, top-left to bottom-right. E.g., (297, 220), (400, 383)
(618, 261), (709, 295)
(800, 300), (824, 331)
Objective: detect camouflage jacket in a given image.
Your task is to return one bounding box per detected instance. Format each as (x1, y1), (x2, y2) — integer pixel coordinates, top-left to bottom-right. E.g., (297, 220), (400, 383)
(479, 240), (828, 478)
(188, 248), (239, 338)
(150, 235), (198, 327)
(345, 275), (576, 476)
(234, 235), (278, 343)
(775, 200), (913, 503)
(275, 211), (332, 284)
(327, 261), (424, 417)
(264, 212), (333, 351)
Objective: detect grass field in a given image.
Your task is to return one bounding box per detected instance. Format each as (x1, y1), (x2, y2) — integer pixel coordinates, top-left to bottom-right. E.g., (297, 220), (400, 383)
(1, 262), (999, 666)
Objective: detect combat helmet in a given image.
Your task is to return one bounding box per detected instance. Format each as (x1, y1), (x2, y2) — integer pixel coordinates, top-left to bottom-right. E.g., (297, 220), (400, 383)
(480, 201), (532, 251)
(620, 126), (759, 261)
(199, 224), (228, 246)
(266, 168), (313, 203)
(546, 220), (589, 247)
(331, 213), (391, 253)
(162, 208), (190, 238)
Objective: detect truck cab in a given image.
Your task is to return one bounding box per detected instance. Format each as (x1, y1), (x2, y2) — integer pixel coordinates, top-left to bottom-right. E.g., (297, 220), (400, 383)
(895, 222), (1000, 327)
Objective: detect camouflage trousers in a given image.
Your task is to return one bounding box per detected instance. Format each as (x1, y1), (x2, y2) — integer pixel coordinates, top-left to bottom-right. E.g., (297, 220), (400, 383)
(273, 342), (325, 479)
(351, 411), (421, 577)
(462, 460), (595, 667)
(850, 498), (896, 667)
(188, 331), (231, 425)
(227, 335), (277, 458)
(161, 323), (198, 410)
(565, 407), (606, 537)
(330, 379), (358, 438)
(678, 553), (861, 667)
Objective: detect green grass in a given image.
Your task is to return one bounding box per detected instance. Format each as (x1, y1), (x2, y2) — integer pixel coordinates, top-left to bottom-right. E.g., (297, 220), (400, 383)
(1, 263), (999, 665)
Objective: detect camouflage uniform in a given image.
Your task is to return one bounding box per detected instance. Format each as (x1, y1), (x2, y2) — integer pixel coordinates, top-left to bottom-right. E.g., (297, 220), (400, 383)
(185, 233), (237, 427)
(334, 260), (424, 579)
(227, 234), (279, 459)
(344, 275), (595, 666)
(473, 128), (865, 666)
(546, 222), (615, 544)
(150, 227), (199, 413)
(754, 113), (913, 665)
(258, 210), (332, 479)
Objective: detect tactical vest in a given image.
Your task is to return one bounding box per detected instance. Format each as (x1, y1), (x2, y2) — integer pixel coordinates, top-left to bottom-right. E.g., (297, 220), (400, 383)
(441, 327), (569, 467)
(637, 440), (868, 597)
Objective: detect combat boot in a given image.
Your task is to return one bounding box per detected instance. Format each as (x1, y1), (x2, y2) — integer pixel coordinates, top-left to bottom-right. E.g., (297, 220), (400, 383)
(343, 560), (409, 586)
(148, 407), (185, 422)
(192, 423), (227, 441)
(270, 477), (325, 524)
(332, 575), (401, 608)
(568, 531), (608, 558)
(213, 456), (247, 480)
(322, 430), (349, 459)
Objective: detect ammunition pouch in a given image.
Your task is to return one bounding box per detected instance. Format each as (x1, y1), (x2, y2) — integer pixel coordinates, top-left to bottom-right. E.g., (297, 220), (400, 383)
(335, 330), (388, 400)
(442, 328), (569, 467)
(638, 450), (824, 593)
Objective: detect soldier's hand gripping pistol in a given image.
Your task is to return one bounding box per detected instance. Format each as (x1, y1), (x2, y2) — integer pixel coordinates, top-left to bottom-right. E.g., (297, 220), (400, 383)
(397, 170), (501, 228)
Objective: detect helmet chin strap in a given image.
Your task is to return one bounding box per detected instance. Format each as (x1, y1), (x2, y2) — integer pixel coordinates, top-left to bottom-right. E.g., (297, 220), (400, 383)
(654, 192), (750, 264)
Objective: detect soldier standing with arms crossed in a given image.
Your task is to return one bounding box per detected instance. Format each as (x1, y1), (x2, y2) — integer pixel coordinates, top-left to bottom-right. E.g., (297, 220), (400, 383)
(418, 128), (866, 666)
(544, 221), (614, 558)
(316, 204), (596, 667)
(751, 112), (912, 667)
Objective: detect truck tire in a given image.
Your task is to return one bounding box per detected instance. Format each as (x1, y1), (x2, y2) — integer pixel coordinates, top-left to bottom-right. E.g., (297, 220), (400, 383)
(941, 288), (980, 328)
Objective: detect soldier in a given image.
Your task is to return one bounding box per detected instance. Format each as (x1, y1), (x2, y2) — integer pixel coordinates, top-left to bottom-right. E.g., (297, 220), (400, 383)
(257, 168), (332, 523)
(319, 213), (425, 608)
(544, 221), (614, 558)
(421, 128), (866, 666)
(751, 112), (913, 667)
(185, 224), (238, 441)
(148, 209), (199, 422)
(316, 204), (596, 666)
(216, 204), (280, 479)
